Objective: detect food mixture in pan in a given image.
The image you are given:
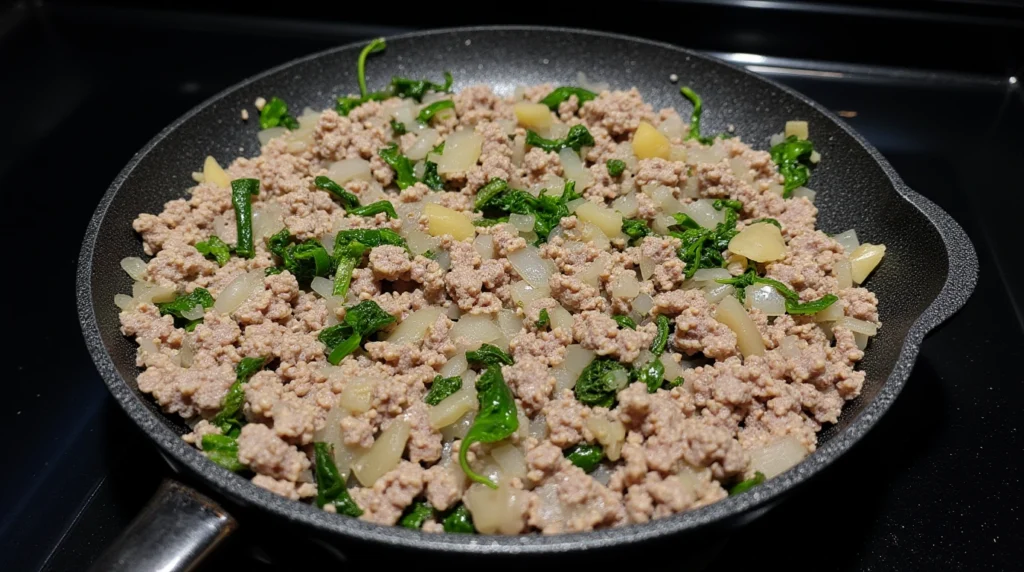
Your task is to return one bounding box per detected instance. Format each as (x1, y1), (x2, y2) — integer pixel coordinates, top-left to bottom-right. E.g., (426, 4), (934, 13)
(116, 39), (886, 534)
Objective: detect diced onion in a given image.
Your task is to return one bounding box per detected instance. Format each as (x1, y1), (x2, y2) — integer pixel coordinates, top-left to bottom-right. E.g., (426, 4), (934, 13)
(633, 293), (654, 315)
(440, 352), (469, 377)
(769, 132), (786, 147)
(351, 420), (410, 486)
(559, 148), (594, 188)
(114, 293), (135, 311)
(424, 203), (475, 241)
(586, 416), (626, 461)
(497, 309), (524, 340)
(704, 283), (735, 304)
(434, 249), (451, 271)
(339, 377), (375, 414)
(792, 187), (816, 203)
(508, 247), (554, 288)
(580, 222), (611, 251)
(508, 213), (536, 233)
(406, 128), (439, 161)
(849, 243), (886, 284)
(647, 185), (684, 215)
(308, 277), (333, 301)
(387, 307), (443, 345)
(257, 127), (287, 145)
(785, 121), (809, 140)
(313, 398), (362, 478)
(576, 71), (610, 93)
(575, 201), (623, 239)
(639, 254), (655, 281)
(747, 436), (808, 478)
(214, 270), (264, 315)
(120, 257), (148, 281)
(813, 299), (844, 322)
(450, 315), (502, 345)
(328, 158), (372, 185)
(406, 229), (440, 256)
(512, 134), (526, 167)
(251, 202), (285, 242)
(658, 114), (686, 140)
(744, 284), (786, 315)
(854, 332), (869, 350)
(132, 281), (177, 304)
(683, 199), (726, 229)
(612, 193), (638, 218)
(728, 222), (787, 263)
(715, 295), (765, 357)
(181, 304), (205, 321)
(510, 280), (551, 306)
(662, 356), (696, 381)
(473, 234), (495, 260)
(320, 233), (336, 256)
(610, 272), (641, 299)
(835, 316), (878, 336)
(441, 411), (476, 442)
(490, 444), (527, 481)
(464, 481), (526, 535)
(436, 130), (483, 174)
(729, 157), (752, 183)
(429, 384), (478, 429)
(832, 229), (860, 254)
(692, 268), (731, 283)
(549, 305), (574, 331)
(578, 252), (610, 288)
(835, 258), (853, 290)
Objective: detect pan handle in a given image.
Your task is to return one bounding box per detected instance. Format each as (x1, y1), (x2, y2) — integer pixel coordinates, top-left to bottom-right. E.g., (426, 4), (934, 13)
(901, 186), (979, 331)
(89, 479), (237, 572)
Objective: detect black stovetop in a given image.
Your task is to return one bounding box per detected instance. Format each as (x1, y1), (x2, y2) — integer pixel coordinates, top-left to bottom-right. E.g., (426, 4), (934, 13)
(2, 3), (1022, 570)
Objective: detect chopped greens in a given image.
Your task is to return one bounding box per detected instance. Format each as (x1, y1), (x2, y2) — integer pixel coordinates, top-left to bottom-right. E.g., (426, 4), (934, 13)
(318, 300), (396, 364)
(201, 434), (245, 472)
(156, 288), (214, 331)
(466, 343), (514, 367)
(336, 91), (390, 116)
(314, 442), (364, 517)
(331, 228), (407, 297)
(750, 217), (782, 229)
(565, 443), (604, 473)
(259, 97), (299, 130)
(634, 314), (671, 393)
(612, 315), (637, 330)
(474, 217), (509, 227)
(539, 86), (597, 111)
(574, 358), (629, 408)
(417, 99), (455, 123)
(378, 143), (418, 190)
(668, 200), (741, 279)
(716, 267), (838, 314)
(679, 87), (731, 145)
(230, 178), (260, 258)
(786, 293), (839, 315)
(267, 229), (332, 282)
(391, 71), (454, 102)
(357, 38), (386, 97)
(525, 125), (595, 153)
(606, 159), (626, 177)
(195, 236), (231, 266)
(459, 365), (519, 489)
(712, 199), (743, 211)
(729, 471), (766, 496)
(425, 375), (463, 406)
(650, 314), (671, 355)
(314, 176), (360, 210)
(211, 356), (271, 436)
(770, 135), (815, 198)
(348, 200), (397, 220)
(399, 500), (434, 529)
(389, 118), (407, 136)
(621, 218), (652, 246)
(475, 179), (581, 244)
(441, 503), (475, 533)
(535, 308), (551, 329)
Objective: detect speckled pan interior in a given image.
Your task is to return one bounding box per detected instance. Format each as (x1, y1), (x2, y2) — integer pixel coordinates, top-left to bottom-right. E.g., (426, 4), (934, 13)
(77, 27), (977, 555)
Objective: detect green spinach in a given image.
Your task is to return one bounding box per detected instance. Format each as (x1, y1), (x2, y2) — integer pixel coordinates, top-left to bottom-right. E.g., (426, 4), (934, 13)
(466, 343), (513, 367)
(621, 218), (652, 246)
(314, 442), (364, 517)
(539, 86), (597, 110)
(318, 300), (396, 365)
(525, 124), (595, 153)
(230, 178), (260, 258)
(259, 97), (299, 130)
(390, 118), (407, 136)
(770, 135), (815, 198)
(266, 229), (332, 282)
(441, 503), (475, 533)
(574, 358), (629, 408)
(348, 200), (397, 220)
(399, 500), (434, 529)
(565, 443), (604, 473)
(331, 228), (407, 297)
(424, 375), (463, 406)
(606, 159), (626, 177)
(475, 179), (581, 244)
(391, 72), (453, 102)
(417, 100), (455, 123)
(195, 236), (231, 266)
(459, 365), (519, 489)
(729, 471), (765, 496)
(156, 288), (214, 331)
(314, 176), (360, 210)
(212, 356), (271, 436)
(612, 315), (637, 330)
(378, 143), (418, 190)
(201, 434), (245, 472)
(535, 308), (550, 329)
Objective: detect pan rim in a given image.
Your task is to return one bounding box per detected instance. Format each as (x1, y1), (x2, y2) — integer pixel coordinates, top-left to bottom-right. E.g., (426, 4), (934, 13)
(77, 25), (974, 554)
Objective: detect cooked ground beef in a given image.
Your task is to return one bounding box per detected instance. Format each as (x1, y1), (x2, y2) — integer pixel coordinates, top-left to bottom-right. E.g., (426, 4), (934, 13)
(116, 64), (882, 535)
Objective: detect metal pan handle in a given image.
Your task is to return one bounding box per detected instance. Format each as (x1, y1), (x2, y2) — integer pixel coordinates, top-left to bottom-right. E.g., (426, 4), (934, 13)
(89, 480), (237, 572)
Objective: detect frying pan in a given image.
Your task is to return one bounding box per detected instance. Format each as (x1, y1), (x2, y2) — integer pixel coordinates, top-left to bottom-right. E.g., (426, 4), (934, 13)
(77, 26), (978, 569)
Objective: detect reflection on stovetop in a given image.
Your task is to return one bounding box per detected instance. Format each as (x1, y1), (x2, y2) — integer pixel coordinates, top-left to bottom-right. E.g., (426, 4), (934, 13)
(2, 4), (1020, 571)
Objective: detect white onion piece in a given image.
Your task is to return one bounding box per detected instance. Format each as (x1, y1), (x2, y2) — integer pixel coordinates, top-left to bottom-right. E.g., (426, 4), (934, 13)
(854, 332), (869, 351)
(633, 293), (654, 315)
(178, 337), (196, 368)
(575, 201), (623, 238)
(120, 257), (147, 281)
(310, 276), (335, 299)
(747, 436), (808, 479)
(835, 316), (878, 336)
(651, 214), (676, 235)
(647, 185), (684, 215)
(328, 158), (373, 184)
(391, 103), (416, 129)
(610, 272), (640, 299)
(683, 199), (726, 229)
(612, 193), (638, 218)
(213, 270), (264, 315)
(473, 234), (495, 260)
(339, 377), (375, 414)
(450, 315), (502, 345)
(682, 177), (700, 199)
(792, 187), (816, 203)
(566, 198), (588, 214)
(715, 295), (765, 357)
(313, 400), (362, 478)
(564, 345), (596, 377)
(406, 129), (439, 161)
(181, 304), (206, 321)
(586, 416), (626, 461)
(491, 444), (527, 481)
(704, 283), (735, 304)
(508, 247), (553, 288)
(508, 213), (536, 233)
(578, 252), (610, 288)
(351, 420), (410, 486)
(497, 309), (524, 340)
(212, 215), (232, 241)
(692, 268), (731, 283)
(580, 222), (611, 251)
(544, 122), (570, 141)
(849, 243), (886, 284)
(729, 157), (753, 182)
(434, 249), (451, 271)
(639, 254), (656, 281)
(387, 307), (443, 345)
(436, 130), (483, 174)
(729, 223), (787, 263)
(549, 305), (574, 332)
(835, 258), (853, 290)
(320, 232), (336, 256)
(559, 148), (594, 188)
(132, 281), (177, 304)
(832, 229), (860, 254)
(551, 368), (576, 393)
(251, 202), (285, 241)
(464, 481), (526, 535)
(769, 132), (786, 147)
(257, 127), (287, 145)
(528, 414), (548, 440)
(114, 294), (135, 311)
(658, 114), (686, 140)
(406, 229), (440, 256)
(744, 284), (786, 315)
(510, 281), (551, 306)
(813, 299), (844, 322)
(429, 384), (478, 429)
(440, 352), (469, 377)
(511, 134), (526, 167)
(661, 356), (695, 381)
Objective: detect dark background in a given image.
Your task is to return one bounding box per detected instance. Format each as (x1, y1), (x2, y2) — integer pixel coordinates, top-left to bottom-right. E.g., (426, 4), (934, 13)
(1, 1), (1022, 570)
